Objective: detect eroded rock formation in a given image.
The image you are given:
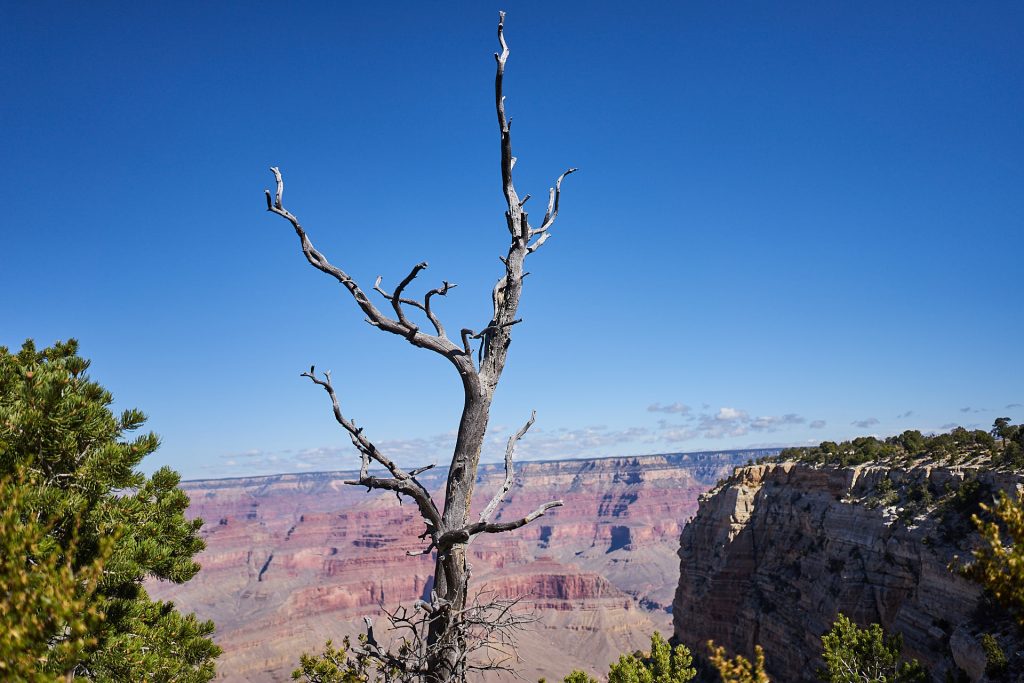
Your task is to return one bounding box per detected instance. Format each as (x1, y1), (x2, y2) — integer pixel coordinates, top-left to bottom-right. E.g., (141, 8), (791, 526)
(148, 451), (760, 681)
(673, 462), (1023, 682)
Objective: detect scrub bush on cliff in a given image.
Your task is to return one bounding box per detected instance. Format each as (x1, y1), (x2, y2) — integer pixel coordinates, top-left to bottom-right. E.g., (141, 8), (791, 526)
(706, 642), (770, 683)
(990, 417), (1024, 469)
(819, 614), (926, 683)
(0, 339), (221, 681)
(292, 637), (388, 683)
(562, 633), (695, 683)
(956, 489), (1024, 626)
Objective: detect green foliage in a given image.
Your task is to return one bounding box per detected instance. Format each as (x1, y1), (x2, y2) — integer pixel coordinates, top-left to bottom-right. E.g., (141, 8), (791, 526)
(778, 423), (1015, 470)
(776, 422), (1022, 525)
(606, 633), (695, 683)
(293, 638), (376, 683)
(935, 476), (992, 542)
(897, 482), (935, 522)
(990, 417), (1024, 469)
(925, 427), (995, 464)
(864, 475), (899, 510)
(893, 430), (925, 455)
(979, 634), (1007, 676)
(819, 614), (927, 683)
(564, 670), (600, 683)
(706, 642), (770, 683)
(956, 490), (1024, 626)
(0, 339), (220, 680)
(780, 436), (903, 468)
(0, 466), (110, 681)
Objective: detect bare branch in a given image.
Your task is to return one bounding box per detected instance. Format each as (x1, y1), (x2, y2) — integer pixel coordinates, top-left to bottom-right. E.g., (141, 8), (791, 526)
(407, 540), (436, 557)
(391, 261), (429, 331)
(409, 463), (436, 477)
(494, 11), (520, 212)
(480, 411), (536, 523)
(460, 328), (475, 358)
(423, 281), (456, 338)
(300, 366), (374, 475)
(477, 500), (563, 535)
(375, 274), (457, 339)
(458, 318), (522, 365)
(361, 590), (538, 679)
(530, 168), (577, 236)
(355, 616), (410, 673)
(264, 168), (469, 368)
(373, 275), (389, 299)
(341, 475), (437, 520)
(526, 232), (550, 254)
(301, 367), (441, 529)
(438, 498), (561, 551)
(471, 319), (522, 340)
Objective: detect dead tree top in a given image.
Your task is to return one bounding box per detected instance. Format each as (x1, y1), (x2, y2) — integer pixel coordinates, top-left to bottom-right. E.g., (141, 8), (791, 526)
(264, 9), (569, 569)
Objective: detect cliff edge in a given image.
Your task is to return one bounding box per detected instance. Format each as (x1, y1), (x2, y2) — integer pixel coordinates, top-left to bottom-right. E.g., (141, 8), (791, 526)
(673, 461), (1022, 681)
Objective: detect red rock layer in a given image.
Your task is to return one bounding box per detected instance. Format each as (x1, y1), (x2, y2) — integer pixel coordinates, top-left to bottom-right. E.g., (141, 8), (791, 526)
(147, 452), (752, 681)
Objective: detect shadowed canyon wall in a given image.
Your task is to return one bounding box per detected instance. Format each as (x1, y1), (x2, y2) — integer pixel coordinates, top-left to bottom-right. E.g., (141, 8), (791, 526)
(673, 462), (1024, 682)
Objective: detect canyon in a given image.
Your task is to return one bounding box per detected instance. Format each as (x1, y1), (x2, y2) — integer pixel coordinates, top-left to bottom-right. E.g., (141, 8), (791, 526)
(147, 450), (767, 681)
(673, 461), (1024, 682)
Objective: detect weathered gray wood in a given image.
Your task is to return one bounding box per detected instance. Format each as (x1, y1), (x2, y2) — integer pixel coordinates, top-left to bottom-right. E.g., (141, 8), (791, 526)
(264, 12), (572, 682)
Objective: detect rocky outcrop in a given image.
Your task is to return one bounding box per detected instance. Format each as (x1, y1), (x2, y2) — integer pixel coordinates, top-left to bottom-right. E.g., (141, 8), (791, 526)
(673, 463), (1023, 682)
(148, 450), (759, 682)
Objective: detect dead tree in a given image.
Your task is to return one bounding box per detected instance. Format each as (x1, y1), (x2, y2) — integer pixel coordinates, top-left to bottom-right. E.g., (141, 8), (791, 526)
(264, 12), (572, 683)
(353, 588), (540, 682)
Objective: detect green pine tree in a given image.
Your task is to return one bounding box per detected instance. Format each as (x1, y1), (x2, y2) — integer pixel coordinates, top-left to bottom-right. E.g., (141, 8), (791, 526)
(819, 614), (926, 683)
(292, 637), (381, 683)
(0, 465), (112, 681)
(606, 632), (696, 683)
(0, 339), (221, 681)
(563, 671), (600, 683)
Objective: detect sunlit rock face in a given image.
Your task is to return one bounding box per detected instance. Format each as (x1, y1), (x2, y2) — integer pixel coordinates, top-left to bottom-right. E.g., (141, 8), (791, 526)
(148, 451), (759, 682)
(673, 463), (1024, 682)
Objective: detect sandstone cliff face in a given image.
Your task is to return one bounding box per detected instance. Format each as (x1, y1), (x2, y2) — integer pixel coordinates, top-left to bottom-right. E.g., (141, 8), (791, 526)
(673, 463), (1023, 682)
(148, 451), (758, 682)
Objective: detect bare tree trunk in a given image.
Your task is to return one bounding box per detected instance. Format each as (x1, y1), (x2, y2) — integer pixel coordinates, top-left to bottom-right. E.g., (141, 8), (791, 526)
(264, 12), (573, 682)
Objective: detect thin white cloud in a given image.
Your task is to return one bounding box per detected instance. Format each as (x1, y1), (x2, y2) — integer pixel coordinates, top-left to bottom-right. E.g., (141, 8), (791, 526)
(516, 425), (652, 455)
(202, 403), (825, 477)
(750, 413), (805, 431)
(851, 417), (880, 429)
(690, 407), (807, 439)
(717, 407), (748, 421)
(647, 402), (692, 416)
(659, 427), (700, 443)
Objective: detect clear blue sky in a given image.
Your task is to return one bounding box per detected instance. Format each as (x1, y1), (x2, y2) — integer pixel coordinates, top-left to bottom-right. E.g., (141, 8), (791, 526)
(3, 2), (1021, 479)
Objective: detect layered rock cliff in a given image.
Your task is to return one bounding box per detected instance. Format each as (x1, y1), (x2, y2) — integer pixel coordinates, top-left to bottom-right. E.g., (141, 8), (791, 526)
(673, 462), (1023, 682)
(148, 450), (762, 681)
